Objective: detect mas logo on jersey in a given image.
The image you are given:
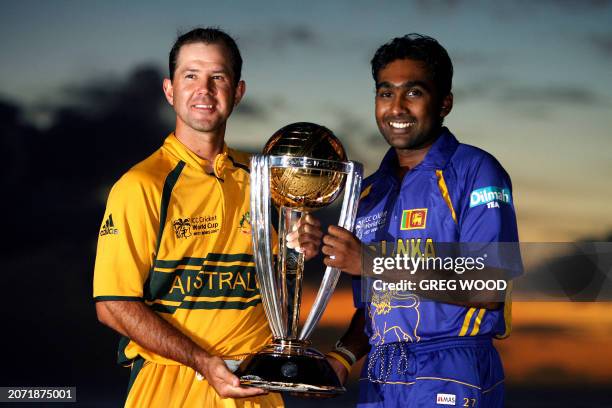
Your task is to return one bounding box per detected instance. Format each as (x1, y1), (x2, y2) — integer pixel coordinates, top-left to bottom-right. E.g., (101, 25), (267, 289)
(436, 393), (456, 405)
(238, 211), (251, 234)
(172, 218), (192, 239)
(470, 186), (511, 209)
(400, 208), (427, 230)
(99, 214), (119, 236)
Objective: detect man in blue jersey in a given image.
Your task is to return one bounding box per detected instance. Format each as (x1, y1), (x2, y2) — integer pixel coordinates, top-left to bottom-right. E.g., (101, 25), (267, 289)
(322, 34), (520, 407)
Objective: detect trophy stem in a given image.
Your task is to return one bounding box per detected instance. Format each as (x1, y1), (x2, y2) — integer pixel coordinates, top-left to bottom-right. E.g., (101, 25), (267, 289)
(278, 206), (306, 340)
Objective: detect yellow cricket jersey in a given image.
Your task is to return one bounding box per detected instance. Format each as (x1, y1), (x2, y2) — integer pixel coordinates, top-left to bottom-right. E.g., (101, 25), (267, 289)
(94, 133), (271, 365)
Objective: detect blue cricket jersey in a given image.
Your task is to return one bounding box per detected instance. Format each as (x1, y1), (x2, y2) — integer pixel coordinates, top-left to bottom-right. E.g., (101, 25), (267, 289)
(353, 128), (520, 345)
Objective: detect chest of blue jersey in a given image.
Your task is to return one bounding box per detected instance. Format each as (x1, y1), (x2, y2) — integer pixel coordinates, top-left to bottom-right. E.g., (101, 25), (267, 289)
(353, 129), (518, 345)
(356, 169), (457, 248)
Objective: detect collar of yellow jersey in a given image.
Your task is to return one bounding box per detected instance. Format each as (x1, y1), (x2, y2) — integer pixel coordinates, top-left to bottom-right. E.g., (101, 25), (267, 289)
(164, 133), (231, 179)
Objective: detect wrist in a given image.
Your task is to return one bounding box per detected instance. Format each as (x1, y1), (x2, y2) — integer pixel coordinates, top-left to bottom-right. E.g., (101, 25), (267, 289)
(327, 340), (358, 372)
(327, 351), (352, 372)
(191, 346), (211, 372)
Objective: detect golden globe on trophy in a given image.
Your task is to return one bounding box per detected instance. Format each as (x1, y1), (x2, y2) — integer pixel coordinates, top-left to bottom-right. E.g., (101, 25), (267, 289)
(235, 122), (363, 395)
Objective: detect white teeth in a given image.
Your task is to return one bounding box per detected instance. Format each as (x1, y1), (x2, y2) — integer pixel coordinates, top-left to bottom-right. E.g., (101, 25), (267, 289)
(194, 104), (213, 109)
(389, 121), (414, 129)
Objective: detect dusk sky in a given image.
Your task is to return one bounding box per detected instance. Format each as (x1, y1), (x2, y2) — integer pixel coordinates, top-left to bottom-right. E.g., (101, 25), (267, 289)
(2, 3), (612, 403)
(2, 0), (611, 241)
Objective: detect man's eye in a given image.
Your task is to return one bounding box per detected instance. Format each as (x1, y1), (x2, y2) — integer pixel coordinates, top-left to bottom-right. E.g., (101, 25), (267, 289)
(212, 75), (225, 81)
(407, 89), (422, 97)
(185, 74), (196, 79)
(377, 91), (392, 98)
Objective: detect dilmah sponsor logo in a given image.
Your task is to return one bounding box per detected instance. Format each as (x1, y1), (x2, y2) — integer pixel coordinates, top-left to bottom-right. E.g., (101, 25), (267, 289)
(470, 186), (511, 209)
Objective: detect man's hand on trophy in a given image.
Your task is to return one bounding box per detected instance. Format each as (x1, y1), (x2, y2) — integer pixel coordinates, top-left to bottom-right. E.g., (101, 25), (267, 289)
(286, 214), (323, 261)
(321, 226), (362, 275)
(326, 355), (349, 385)
(196, 355), (267, 398)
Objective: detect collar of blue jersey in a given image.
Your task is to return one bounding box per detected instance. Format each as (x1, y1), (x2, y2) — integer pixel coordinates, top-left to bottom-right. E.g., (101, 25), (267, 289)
(378, 127), (459, 176)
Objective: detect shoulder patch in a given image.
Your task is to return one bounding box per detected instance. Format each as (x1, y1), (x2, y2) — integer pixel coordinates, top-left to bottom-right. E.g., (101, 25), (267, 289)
(99, 214), (119, 236)
(470, 186), (511, 208)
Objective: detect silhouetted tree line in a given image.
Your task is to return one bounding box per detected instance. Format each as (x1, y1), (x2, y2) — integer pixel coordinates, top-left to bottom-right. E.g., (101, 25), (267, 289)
(0, 65), (172, 401)
(1, 65), (172, 253)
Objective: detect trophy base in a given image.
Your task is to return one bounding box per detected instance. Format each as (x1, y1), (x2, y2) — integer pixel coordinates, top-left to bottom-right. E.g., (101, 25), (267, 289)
(235, 341), (345, 395)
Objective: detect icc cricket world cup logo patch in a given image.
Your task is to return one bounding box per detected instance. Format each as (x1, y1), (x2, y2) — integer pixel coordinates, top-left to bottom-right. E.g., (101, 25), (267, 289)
(172, 218), (192, 239)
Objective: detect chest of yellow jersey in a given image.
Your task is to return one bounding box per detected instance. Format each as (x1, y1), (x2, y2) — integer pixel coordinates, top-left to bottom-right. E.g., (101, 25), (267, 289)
(158, 168), (252, 256)
(146, 165), (258, 308)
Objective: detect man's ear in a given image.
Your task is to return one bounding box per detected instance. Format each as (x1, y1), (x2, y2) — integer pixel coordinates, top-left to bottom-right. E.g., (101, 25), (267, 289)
(233, 80), (246, 107)
(440, 92), (453, 118)
(162, 78), (174, 106)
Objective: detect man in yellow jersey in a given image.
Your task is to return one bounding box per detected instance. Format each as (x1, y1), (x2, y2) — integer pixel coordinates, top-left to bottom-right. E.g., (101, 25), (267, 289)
(93, 27), (322, 407)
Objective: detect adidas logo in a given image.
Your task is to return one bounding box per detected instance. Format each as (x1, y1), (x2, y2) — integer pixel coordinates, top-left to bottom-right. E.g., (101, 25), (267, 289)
(99, 214), (119, 236)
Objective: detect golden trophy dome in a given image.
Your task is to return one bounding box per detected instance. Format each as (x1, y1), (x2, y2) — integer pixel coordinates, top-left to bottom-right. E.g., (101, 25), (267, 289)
(263, 122), (347, 211)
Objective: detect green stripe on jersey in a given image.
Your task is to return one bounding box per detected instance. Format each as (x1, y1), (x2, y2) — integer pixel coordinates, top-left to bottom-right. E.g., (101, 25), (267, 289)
(156, 161), (186, 254)
(144, 161), (186, 302)
(154, 253), (254, 269)
(151, 298), (262, 313)
(154, 257), (206, 269)
(206, 253), (254, 263)
(94, 296), (143, 302)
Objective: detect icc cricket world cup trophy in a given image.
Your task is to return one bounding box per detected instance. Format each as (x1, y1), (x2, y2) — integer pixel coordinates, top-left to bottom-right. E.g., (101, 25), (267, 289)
(235, 122), (363, 395)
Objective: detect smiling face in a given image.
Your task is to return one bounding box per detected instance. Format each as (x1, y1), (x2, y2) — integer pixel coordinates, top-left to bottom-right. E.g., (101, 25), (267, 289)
(163, 42), (244, 137)
(375, 58), (452, 151)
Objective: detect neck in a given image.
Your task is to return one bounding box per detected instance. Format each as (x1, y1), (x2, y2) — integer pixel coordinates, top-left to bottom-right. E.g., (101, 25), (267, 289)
(174, 121), (225, 165)
(394, 131), (440, 178)
(395, 145), (430, 170)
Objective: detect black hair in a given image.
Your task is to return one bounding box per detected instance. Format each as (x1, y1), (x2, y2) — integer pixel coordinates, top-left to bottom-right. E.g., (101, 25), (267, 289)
(169, 27), (243, 85)
(371, 33), (453, 97)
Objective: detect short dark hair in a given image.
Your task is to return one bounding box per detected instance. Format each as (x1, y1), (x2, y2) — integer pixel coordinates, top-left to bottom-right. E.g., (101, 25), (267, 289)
(371, 34), (453, 97)
(169, 27), (243, 85)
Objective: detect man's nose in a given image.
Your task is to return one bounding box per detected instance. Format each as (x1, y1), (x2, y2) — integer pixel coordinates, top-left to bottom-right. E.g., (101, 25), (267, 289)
(390, 96), (408, 115)
(196, 78), (215, 95)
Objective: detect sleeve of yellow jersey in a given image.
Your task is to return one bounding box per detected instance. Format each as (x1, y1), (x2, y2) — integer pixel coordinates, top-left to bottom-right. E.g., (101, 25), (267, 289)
(93, 172), (158, 301)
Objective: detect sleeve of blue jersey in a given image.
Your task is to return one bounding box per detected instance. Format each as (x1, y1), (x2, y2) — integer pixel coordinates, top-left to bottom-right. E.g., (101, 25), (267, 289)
(458, 153), (523, 277)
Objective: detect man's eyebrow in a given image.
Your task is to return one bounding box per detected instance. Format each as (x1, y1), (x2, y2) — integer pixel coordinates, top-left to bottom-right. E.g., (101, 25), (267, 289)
(376, 80), (431, 91)
(177, 67), (232, 77)
(179, 67), (201, 73)
(211, 68), (231, 75)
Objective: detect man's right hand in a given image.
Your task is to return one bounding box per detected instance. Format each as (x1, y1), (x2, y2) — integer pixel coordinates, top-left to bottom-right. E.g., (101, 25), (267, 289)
(322, 225), (363, 275)
(197, 355), (267, 398)
(96, 301), (268, 399)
